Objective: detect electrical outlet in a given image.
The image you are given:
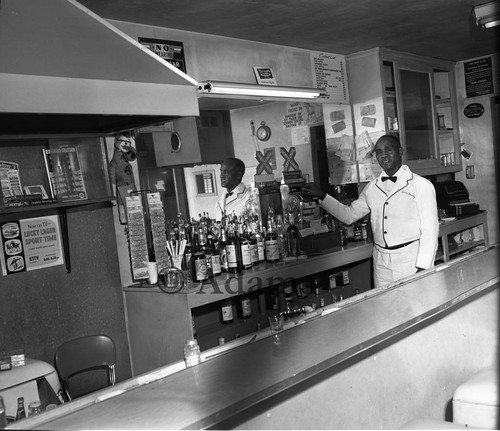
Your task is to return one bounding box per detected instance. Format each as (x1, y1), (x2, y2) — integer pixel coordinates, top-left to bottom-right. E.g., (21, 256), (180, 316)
(466, 165), (475, 179)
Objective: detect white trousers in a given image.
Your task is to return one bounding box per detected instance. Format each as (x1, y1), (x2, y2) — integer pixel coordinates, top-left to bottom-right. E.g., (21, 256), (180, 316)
(373, 240), (420, 289)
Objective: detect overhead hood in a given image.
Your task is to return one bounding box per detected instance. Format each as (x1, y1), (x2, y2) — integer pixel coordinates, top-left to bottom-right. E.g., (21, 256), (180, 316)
(0, 0), (199, 136)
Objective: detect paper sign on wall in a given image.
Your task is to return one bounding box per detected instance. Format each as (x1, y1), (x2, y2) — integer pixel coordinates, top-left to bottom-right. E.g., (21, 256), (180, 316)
(0, 215), (64, 275)
(311, 52), (349, 103)
(253, 66), (277, 86)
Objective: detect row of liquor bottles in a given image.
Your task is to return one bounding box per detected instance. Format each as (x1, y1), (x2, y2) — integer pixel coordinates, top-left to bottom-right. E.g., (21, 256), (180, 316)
(189, 258), (373, 352)
(178, 208), (301, 282)
(190, 269), (353, 331)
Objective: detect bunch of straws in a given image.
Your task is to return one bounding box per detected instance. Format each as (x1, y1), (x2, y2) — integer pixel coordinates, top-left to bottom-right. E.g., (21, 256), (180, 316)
(166, 239), (187, 268)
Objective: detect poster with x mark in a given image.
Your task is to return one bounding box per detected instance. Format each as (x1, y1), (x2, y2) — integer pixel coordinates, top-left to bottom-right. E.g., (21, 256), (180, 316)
(280, 147), (299, 172)
(255, 148), (276, 174)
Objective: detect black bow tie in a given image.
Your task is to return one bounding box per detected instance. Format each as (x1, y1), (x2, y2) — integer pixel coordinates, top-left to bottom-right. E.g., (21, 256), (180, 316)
(226, 192), (233, 198)
(381, 176), (397, 183)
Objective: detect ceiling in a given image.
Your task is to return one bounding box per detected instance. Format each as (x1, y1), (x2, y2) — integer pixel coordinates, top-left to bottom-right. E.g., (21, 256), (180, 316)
(78, 0), (499, 63)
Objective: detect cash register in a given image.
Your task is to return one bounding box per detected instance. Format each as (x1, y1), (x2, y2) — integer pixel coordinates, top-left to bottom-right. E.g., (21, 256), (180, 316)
(434, 181), (480, 217)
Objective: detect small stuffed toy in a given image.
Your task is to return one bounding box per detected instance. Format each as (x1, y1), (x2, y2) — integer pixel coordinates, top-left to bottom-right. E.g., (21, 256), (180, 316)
(109, 131), (137, 224)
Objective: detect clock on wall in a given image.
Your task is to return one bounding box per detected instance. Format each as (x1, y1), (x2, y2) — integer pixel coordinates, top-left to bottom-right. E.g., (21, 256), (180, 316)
(256, 121), (271, 141)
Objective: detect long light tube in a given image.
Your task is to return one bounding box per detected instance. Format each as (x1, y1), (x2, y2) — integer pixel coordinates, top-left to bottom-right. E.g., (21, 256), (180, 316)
(473, 1), (500, 28)
(482, 18), (500, 27)
(197, 80), (325, 99)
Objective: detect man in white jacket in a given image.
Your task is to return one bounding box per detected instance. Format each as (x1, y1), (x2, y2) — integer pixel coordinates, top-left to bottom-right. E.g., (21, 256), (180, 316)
(302, 135), (439, 289)
(216, 158), (252, 220)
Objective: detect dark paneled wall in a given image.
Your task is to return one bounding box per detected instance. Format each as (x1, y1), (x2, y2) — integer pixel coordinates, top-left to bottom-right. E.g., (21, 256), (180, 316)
(0, 203), (131, 383)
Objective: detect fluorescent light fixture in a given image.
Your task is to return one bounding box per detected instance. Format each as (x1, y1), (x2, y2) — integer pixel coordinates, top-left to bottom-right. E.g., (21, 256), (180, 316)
(473, 1), (500, 28)
(197, 80), (325, 99)
(483, 18), (500, 27)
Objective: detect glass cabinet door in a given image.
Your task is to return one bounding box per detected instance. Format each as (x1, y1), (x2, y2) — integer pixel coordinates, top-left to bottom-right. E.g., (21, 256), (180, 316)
(399, 69), (436, 161)
(434, 69), (458, 167)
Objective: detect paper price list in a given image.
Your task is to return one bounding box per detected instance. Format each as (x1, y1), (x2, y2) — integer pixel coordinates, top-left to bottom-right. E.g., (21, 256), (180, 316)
(126, 196), (149, 280)
(146, 193), (170, 272)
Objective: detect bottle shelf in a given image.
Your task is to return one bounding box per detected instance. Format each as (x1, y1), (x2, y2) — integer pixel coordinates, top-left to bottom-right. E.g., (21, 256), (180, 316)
(0, 196), (115, 217)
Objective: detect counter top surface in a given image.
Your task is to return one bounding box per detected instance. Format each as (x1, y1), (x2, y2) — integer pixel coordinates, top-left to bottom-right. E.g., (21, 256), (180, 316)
(12, 243), (499, 430)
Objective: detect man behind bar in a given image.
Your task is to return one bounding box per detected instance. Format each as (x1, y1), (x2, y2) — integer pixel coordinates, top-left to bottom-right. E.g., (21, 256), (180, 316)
(216, 157), (252, 220)
(302, 134), (439, 288)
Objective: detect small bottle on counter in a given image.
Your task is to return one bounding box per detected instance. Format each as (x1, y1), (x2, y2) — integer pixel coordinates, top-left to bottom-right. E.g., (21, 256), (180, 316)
(15, 396), (26, 420)
(184, 339), (201, 367)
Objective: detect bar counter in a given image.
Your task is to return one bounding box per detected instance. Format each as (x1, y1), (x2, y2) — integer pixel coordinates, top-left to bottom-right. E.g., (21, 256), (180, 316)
(124, 240), (373, 374)
(9, 243), (499, 430)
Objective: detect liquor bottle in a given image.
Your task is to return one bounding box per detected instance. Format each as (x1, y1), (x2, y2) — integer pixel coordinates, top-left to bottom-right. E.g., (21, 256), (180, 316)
(209, 235), (221, 276)
(265, 285), (279, 310)
(265, 214), (280, 263)
(192, 231), (208, 282)
(246, 223), (259, 266)
(220, 299), (234, 324)
(276, 214), (287, 259)
(15, 397), (26, 421)
(253, 219), (265, 262)
(239, 223), (253, 270)
(183, 232), (193, 279)
(284, 281), (294, 303)
(237, 294), (252, 319)
(225, 225), (242, 273)
(218, 227), (228, 272)
(199, 229), (213, 278)
(286, 214), (300, 257)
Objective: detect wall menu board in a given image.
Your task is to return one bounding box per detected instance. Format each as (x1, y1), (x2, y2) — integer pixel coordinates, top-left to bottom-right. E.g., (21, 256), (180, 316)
(464, 57), (494, 98)
(310, 52), (349, 104)
(0, 215), (64, 275)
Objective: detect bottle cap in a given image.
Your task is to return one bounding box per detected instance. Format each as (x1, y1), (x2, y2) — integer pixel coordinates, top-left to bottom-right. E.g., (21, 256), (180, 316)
(186, 339), (198, 346)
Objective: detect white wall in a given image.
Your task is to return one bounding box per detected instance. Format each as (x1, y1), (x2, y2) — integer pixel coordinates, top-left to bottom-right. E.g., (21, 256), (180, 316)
(183, 102), (323, 220)
(455, 53), (499, 244)
(110, 20), (323, 89)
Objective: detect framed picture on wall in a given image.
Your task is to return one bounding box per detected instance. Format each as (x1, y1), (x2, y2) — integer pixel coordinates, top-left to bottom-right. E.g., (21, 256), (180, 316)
(194, 170), (217, 197)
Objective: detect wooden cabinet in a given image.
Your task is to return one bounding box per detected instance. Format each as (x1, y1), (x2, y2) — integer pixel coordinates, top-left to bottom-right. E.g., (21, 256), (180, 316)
(347, 48), (461, 177)
(137, 111), (234, 167)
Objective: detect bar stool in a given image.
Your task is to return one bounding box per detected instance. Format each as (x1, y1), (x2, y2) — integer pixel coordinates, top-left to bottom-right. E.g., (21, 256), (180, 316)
(452, 366), (498, 429)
